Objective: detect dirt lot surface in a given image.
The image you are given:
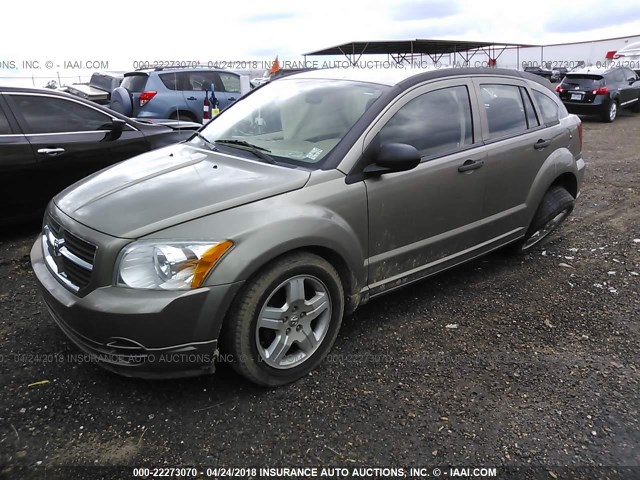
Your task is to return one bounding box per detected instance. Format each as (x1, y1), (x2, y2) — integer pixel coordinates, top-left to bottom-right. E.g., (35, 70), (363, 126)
(0, 112), (639, 480)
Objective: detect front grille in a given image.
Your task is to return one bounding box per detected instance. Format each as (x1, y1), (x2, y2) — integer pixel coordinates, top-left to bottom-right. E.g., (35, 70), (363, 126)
(42, 215), (97, 292)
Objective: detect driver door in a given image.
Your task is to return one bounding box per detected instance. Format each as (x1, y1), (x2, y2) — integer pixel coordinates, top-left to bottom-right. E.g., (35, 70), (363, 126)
(363, 80), (488, 293)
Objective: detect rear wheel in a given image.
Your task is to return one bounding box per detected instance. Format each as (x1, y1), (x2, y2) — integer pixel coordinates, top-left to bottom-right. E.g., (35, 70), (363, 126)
(223, 252), (344, 387)
(601, 99), (617, 122)
(513, 186), (575, 254)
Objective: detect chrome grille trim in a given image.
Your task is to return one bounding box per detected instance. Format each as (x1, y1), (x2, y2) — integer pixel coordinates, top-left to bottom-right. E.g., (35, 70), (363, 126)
(42, 220), (97, 292)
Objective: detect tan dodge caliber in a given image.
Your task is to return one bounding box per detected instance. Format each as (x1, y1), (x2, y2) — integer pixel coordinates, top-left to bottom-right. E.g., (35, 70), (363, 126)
(31, 68), (585, 385)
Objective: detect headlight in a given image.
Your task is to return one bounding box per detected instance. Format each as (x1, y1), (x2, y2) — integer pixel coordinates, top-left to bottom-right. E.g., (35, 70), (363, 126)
(116, 240), (233, 290)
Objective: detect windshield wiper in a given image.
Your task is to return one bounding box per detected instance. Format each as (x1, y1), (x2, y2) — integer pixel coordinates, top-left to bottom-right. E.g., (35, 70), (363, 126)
(214, 139), (276, 164)
(193, 132), (218, 151)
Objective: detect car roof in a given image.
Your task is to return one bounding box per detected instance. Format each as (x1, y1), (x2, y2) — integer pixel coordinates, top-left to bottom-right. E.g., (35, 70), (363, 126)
(282, 66), (554, 89)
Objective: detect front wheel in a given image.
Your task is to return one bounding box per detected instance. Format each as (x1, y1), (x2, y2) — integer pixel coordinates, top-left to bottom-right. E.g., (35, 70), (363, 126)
(514, 186), (575, 254)
(223, 252), (344, 387)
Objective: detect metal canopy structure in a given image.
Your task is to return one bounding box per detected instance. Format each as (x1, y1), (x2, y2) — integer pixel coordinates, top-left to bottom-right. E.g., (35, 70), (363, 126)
(304, 39), (539, 67)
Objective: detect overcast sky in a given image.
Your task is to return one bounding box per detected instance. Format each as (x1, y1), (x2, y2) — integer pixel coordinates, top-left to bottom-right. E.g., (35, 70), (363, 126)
(2, 0), (640, 73)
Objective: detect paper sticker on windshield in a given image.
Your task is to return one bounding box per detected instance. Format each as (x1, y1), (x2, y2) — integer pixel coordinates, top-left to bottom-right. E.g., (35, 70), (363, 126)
(306, 147), (323, 160)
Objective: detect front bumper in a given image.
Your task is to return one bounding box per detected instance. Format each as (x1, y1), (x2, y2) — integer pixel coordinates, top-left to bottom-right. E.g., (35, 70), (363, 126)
(31, 237), (244, 379)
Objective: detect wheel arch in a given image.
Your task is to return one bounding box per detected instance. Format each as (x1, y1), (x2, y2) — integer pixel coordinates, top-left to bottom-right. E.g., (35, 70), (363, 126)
(170, 109), (197, 122)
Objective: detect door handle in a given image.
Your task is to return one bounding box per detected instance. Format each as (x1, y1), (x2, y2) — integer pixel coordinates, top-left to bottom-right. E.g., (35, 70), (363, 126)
(37, 148), (65, 156)
(187, 96), (197, 101)
(458, 159), (484, 172)
(534, 139), (552, 149)
(228, 97), (236, 102)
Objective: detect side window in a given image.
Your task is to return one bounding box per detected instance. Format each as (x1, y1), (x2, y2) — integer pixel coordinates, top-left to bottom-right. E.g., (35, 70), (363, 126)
(11, 95), (114, 134)
(480, 84), (528, 139)
(159, 72), (181, 90)
(611, 70), (626, 84)
(379, 85), (473, 159)
(0, 104), (12, 134)
(532, 90), (560, 125)
(186, 72), (219, 91)
(520, 87), (540, 129)
(218, 73), (241, 93)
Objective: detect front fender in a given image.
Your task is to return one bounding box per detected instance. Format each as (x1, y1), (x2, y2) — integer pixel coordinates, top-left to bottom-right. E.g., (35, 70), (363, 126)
(150, 178), (369, 292)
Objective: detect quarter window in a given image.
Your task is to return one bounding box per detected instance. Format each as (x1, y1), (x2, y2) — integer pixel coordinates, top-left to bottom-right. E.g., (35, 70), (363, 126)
(532, 90), (560, 125)
(380, 85), (473, 158)
(11, 95), (115, 134)
(520, 87), (540, 129)
(480, 84), (528, 138)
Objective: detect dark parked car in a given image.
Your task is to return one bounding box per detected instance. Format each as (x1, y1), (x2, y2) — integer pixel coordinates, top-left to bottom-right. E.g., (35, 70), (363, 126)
(31, 68), (584, 385)
(555, 66), (640, 122)
(524, 65), (554, 81)
(0, 87), (200, 223)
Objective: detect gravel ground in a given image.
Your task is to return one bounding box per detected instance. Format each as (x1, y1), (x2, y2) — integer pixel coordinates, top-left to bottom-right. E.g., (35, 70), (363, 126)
(0, 111), (639, 479)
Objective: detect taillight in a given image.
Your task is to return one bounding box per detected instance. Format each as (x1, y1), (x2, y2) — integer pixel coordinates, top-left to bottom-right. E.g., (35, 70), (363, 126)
(139, 91), (157, 106)
(592, 86), (609, 95)
(555, 85), (564, 93)
(577, 120), (583, 152)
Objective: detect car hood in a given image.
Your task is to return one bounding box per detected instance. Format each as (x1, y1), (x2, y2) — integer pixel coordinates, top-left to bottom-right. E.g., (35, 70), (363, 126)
(54, 144), (310, 238)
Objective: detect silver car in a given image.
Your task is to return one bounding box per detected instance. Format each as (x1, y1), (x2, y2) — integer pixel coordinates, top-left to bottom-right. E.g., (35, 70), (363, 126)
(31, 68), (585, 386)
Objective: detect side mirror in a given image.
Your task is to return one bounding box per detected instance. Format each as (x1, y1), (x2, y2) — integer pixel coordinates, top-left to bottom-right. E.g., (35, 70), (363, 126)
(103, 118), (126, 141)
(363, 143), (421, 175)
(111, 118), (126, 131)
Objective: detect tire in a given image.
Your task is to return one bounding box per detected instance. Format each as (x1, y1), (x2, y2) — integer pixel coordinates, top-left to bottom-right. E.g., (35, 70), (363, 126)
(513, 186), (575, 254)
(171, 111), (196, 122)
(223, 252), (344, 387)
(601, 99), (617, 122)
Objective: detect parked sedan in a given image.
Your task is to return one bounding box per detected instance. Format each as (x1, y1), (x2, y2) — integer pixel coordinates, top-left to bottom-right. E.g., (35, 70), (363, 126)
(0, 87), (200, 223)
(31, 68), (584, 385)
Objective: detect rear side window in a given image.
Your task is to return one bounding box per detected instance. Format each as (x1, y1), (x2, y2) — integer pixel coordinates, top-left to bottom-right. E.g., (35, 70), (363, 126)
(121, 74), (149, 92)
(561, 75), (604, 90)
(159, 72), (185, 91)
(380, 85), (473, 159)
(480, 84), (528, 138)
(185, 72), (219, 91)
(11, 95), (114, 133)
(0, 104), (12, 134)
(532, 90), (560, 125)
(219, 73), (241, 93)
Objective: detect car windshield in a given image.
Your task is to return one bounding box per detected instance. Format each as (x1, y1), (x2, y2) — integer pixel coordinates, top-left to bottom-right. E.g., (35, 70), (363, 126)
(561, 75), (604, 89)
(196, 78), (388, 166)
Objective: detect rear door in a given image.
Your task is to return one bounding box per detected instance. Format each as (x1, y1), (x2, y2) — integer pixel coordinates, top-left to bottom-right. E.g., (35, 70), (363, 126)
(5, 93), (150, 203)
(181, 71), (221, 121)
(120, 72), (150, 117)
(363, 79), (488, 291)
(473, 78), (570, 243)
(0, 94), (40, 220)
